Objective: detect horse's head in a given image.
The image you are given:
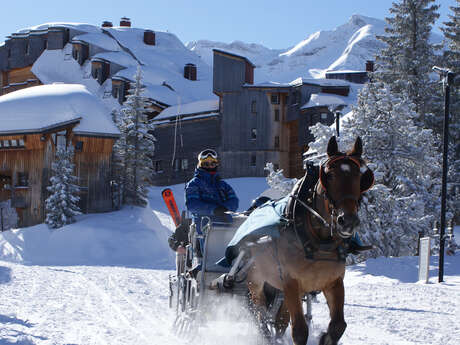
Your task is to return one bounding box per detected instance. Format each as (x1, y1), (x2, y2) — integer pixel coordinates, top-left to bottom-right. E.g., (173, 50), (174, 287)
(317, 136), (374, 237)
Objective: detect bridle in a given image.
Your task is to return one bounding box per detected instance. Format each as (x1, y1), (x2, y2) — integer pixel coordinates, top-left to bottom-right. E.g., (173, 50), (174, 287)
(285, 154), (374, 261)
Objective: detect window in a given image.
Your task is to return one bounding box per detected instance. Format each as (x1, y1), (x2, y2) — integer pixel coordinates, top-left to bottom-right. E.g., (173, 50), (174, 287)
(181, 159), (189, 171)
(251, 100), (257, 114)
(173, 159), (181, 172)
(75, 141), (84, 152)
(17, 172), (29, 187)
(25, 42), (30, 55)
(0, 139), (25, 149)
(274, 109), (280, 122)
(271, 94), (280, 104)
(274, 136), (280, 149)
(250, 155), (256, 167)
(43, 39), (48, 50)
(250, 128), (257, 140)
(56, 132), (67, 148)
(320, 113), (328, 123)
(154, 160), (163, 173)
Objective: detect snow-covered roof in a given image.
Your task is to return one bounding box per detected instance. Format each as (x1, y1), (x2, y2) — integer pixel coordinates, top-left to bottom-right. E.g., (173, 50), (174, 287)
(325, 70), (364, 74)
(290, 77), (350, 87)
(154, 99), (219, 121)
(301, 93), (348, 109)
(213, 49), (256, 67)
(244, 81), (291, 88)
(0, 84), (119, 137)
(25, 23), (216, 109)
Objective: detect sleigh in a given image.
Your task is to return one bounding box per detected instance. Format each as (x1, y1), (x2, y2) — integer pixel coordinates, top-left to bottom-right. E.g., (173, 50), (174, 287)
(169, 209), (314, 343)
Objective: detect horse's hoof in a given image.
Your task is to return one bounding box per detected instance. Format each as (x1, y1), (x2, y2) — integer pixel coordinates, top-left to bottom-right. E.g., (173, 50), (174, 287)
(319, 332), (336, 345)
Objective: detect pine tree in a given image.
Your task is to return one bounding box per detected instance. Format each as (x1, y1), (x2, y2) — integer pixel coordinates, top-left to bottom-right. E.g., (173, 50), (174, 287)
(375, 0), (441, 126)
(309, 81), (441, 258)
(45, 146), (81, 229)
(118, 66), (155, 207)
(442, 0), (460, 222)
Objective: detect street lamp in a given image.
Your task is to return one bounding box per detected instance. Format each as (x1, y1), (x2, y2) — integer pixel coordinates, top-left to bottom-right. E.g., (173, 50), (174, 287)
(432, 66), (460, 282)
(328, 104), (345, 137)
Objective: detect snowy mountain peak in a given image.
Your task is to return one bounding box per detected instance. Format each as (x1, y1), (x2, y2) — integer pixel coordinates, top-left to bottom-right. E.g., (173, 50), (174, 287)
(187, 14), (387, 82)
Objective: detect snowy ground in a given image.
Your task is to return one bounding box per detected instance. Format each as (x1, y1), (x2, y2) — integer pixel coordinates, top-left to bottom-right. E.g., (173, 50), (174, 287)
(0, 178), (459, 345)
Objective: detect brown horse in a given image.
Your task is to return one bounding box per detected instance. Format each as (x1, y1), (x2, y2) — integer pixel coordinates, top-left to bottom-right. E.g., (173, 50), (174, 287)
(247, 136), (374, 345)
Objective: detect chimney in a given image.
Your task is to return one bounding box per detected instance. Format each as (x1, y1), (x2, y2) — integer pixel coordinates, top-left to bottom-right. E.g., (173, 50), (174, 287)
(366, 60), (374, 73)
(184, 63), (197, 81)
(144, 30), (155, 45)
(120, 17), (131, 27)
(102, 21), (113, 28)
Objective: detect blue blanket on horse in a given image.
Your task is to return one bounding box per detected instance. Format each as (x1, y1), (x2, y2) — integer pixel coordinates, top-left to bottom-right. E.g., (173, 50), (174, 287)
(219, 196), (289, 267)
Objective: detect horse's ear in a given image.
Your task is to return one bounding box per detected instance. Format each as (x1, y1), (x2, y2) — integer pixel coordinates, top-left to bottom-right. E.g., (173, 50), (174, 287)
(327, 136), (339, 157)
(350, 137), (363, 158)
(360, 168), (374, 193)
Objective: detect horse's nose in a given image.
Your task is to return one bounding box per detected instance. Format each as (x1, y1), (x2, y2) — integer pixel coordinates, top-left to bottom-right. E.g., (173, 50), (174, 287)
(337, 214), (360, 229)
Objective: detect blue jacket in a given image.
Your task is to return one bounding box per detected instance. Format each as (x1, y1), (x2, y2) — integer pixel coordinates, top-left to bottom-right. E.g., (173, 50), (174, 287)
(185, 168), (239, 225)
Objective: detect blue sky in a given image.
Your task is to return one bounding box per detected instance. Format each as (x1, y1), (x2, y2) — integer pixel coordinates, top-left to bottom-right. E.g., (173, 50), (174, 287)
(0, 0), (456, 49)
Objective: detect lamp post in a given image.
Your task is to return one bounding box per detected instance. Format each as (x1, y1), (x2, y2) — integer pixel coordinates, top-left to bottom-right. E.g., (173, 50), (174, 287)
(432, 66), (460, 282)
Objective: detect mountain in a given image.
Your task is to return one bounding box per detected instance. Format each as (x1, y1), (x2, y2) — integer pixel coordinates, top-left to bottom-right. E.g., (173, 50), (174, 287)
(187, 15), (382, 83)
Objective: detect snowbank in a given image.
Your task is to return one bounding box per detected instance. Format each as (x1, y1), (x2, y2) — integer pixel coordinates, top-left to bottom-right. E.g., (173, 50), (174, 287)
(0, 177), (270, 268)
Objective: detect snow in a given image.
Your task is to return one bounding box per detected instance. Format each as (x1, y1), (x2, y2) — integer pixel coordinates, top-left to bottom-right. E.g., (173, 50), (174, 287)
(28, 23), (216, 109)
(154, 99), (219, 120)
(290, 77), (350, 87)
(301, 93), (348, 109)
(72, 33), (121, 51)
(0, 84), (119, 136)
(0, 178), (458, 344)
(189, 14), (443, 83)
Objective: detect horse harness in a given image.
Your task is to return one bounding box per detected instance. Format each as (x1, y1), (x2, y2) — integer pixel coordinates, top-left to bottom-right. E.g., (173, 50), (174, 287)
(283, 155), (364, 262)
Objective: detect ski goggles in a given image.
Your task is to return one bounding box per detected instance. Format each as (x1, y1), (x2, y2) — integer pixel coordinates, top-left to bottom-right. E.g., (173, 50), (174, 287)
(198, 149), (218, 161)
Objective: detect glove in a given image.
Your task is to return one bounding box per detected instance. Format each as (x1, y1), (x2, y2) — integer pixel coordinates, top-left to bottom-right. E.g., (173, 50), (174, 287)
(213, 206), (228, 217)
(167, 235), (178, 251)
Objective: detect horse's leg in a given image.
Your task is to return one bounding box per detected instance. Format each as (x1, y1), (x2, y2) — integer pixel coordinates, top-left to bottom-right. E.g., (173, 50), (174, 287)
(274, 300), (290, 340)
(284, 280), (308, 345)
(319, 278), (347, 345)
(248, 280), (272, 340)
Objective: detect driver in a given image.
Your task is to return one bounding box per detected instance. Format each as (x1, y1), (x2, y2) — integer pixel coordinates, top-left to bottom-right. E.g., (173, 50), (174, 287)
(185, 148), (239, 240)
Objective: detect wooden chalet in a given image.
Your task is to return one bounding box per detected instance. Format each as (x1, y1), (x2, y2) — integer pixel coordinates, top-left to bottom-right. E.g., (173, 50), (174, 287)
(151, 49), (351, 185)
(0, 84), (120, 229)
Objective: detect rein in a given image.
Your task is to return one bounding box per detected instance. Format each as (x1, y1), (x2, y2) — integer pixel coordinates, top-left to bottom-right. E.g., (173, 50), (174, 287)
(285, 155), (367, 262)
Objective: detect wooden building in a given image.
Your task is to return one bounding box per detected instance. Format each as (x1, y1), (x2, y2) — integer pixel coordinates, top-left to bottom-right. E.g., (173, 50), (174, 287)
(152, 100), (220, 185)
(0, 84), (119, 229)
(151, 50), (351, 185)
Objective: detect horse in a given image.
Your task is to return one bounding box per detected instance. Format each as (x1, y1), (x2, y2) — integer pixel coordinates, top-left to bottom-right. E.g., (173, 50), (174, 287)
(246, 136), (374, 345)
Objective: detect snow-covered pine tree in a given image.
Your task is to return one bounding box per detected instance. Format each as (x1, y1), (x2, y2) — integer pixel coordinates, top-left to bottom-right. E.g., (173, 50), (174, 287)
(309, 81), (441, 258)
(45, 146), (81, 229)
(375, 0), (441, 127)
(110, 109), (125, 210)
(442, 0), (460, 222)
(264, 162), (298, 196)
(118, 66), (155, 207)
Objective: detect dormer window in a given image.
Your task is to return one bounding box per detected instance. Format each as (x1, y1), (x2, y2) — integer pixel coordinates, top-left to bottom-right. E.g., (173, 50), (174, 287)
(184, 63), (197, 81)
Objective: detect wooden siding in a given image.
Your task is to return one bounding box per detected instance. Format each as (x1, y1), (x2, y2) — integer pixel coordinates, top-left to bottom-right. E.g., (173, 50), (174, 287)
(213, 52), (246, 94)
(152, 116), (221, 185)
(73, 136), (115, 213)
(0, 134), (51, 227)
(0, 131), (116, 228)
(8, 66), (38, 84)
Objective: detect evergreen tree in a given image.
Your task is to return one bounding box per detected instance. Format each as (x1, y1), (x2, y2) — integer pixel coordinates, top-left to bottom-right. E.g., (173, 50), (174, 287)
(118, 66), (155, 207)
(45, 146), (81, 229)
(375, 0), (441, 126)
(442, 0), (460, 222)
(309, 81), (441, 258)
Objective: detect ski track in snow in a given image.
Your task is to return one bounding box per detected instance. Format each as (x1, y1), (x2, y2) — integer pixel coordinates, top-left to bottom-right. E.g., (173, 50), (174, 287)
(0, 258), (459, 345)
